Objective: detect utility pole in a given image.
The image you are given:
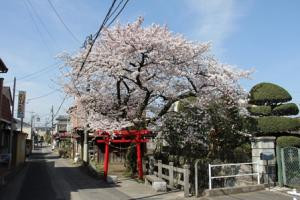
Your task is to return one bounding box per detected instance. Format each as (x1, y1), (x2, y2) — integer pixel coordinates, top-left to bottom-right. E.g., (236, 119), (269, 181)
(8, 77), (16, 169)
(83, 112), (89, 164)
(83, 84), (90, 164)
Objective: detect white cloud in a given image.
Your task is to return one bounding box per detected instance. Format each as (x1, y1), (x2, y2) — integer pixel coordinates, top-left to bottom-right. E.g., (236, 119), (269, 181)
(185, 0), (247, 47)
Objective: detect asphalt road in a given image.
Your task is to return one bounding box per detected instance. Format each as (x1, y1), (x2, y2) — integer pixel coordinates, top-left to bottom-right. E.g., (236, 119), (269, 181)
(7, 146), (131, 200)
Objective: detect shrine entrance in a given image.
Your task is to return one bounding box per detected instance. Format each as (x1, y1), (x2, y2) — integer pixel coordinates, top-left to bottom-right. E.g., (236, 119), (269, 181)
(95, 129), (152, 180)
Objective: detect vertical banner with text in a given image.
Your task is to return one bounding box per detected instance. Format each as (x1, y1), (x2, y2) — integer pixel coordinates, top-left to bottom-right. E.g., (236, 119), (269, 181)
(17, 91), (26, 118)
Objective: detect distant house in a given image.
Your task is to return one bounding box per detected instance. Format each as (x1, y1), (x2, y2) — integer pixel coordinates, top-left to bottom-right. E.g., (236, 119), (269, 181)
(55, 115), (71, 133)
(35, 126), (51, 138)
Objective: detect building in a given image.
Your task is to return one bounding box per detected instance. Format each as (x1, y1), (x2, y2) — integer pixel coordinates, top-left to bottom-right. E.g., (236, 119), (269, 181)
(0, 60), (11, 166)
(0, 58), (8, 73)
(14, 118), (31, 137)
(55, 115), (71, 133)
(0, 58), (26, 169)
(0, 87), (13, 155)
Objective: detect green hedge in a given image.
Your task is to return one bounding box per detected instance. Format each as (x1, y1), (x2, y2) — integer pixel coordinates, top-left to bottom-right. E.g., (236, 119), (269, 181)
(277, 136), (300, 148)
(248, 105), (271, 116)
(272, 103), (299, 116)
(249, 82), (292, 105)
(257, 116), (300, 133)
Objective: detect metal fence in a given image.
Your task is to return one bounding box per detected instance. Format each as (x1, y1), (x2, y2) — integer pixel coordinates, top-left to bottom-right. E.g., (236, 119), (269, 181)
(208, 162), (260, 190)
(277, 146), (300, 187)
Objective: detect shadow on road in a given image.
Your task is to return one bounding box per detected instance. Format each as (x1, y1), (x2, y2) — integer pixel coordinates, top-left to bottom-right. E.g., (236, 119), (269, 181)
(15, 147), (127, 200)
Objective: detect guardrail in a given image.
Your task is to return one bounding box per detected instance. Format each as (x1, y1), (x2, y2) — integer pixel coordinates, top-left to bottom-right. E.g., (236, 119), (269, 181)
(208, 162), (260, 190)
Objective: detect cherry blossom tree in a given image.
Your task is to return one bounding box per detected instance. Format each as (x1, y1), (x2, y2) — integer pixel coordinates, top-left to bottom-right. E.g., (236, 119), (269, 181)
(60, 17), (252, 131)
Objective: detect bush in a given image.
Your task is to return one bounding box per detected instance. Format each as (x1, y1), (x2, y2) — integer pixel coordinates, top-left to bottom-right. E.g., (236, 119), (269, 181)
(249, 82), (291, 105)
(277, 136), (300, 148)
(233, 143), (251, 162)
(257, 116), (300, 134)
(248, 105), (271, 116)
(272, 103), (299, 116)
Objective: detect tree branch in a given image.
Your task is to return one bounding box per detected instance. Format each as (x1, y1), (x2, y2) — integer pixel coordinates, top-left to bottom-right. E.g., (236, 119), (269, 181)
(136, 90), (153, 118)
(152, 91), (197, 122)
(186, 77), (198, 93)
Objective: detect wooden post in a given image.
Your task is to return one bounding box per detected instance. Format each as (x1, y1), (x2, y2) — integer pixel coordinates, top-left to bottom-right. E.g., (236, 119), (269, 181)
(103, 141), (109, 180)
(183, 164), (190, 197)
(158, 160), (162, 178)
(169, 162), (174, 189)
(149, 157), (154, 175)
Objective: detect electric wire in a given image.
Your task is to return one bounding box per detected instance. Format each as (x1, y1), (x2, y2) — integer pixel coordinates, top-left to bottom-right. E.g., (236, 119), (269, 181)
(106, 0), (125, 20)
(107, 0), (130, 27)
(53, 95), (68, 118)
(72, 0), (119, 96)
(26, 0), (57, 44)
(23, 0), (53, 56)
(46, 0), (80, 44)
(18, 62), (59, 80)
(27, 89), (59, 102)
(77, 0), (130, 75)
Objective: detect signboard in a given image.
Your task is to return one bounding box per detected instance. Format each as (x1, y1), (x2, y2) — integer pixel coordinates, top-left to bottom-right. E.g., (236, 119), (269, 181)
(17, 91), (26, 118)
(260, 152), (274, 160)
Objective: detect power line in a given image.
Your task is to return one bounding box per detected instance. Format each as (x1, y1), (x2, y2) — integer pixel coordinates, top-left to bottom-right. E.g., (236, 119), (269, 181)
(77, 0), (130, 75)
(27, 89), (59, 102)
(18, 62), (59, 80)
(5, 61), (60, 83)
(23, 0), (53, 56)
(26, 0), (57, 44)
(53, 95), (68, 118)
(107, 0), (130, 27)
(46, 0), (80, 44)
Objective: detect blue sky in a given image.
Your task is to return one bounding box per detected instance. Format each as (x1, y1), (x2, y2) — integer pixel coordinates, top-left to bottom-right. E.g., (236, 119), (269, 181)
(1, 0), (300, 124)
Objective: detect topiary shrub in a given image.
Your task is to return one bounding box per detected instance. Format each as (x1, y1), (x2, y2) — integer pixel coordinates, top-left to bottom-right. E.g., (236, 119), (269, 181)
(248, 82), (300, 136)
(249, 82), (291, 105)
(272, 103), (299, 116)
(257, 116), (300, 134)
(247, 106), (271, 116)
(277, 136), (300, 148)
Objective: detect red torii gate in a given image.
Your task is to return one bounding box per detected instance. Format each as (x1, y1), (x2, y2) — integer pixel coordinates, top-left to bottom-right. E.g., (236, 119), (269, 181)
(96, 129), (151, 180)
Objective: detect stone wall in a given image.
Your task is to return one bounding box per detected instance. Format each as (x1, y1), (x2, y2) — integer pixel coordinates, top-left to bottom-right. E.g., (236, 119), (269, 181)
(251, 136), (276, 184)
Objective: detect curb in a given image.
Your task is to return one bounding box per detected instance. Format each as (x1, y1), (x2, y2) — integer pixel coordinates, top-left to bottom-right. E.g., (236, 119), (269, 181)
(203, 184), (265, 197)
